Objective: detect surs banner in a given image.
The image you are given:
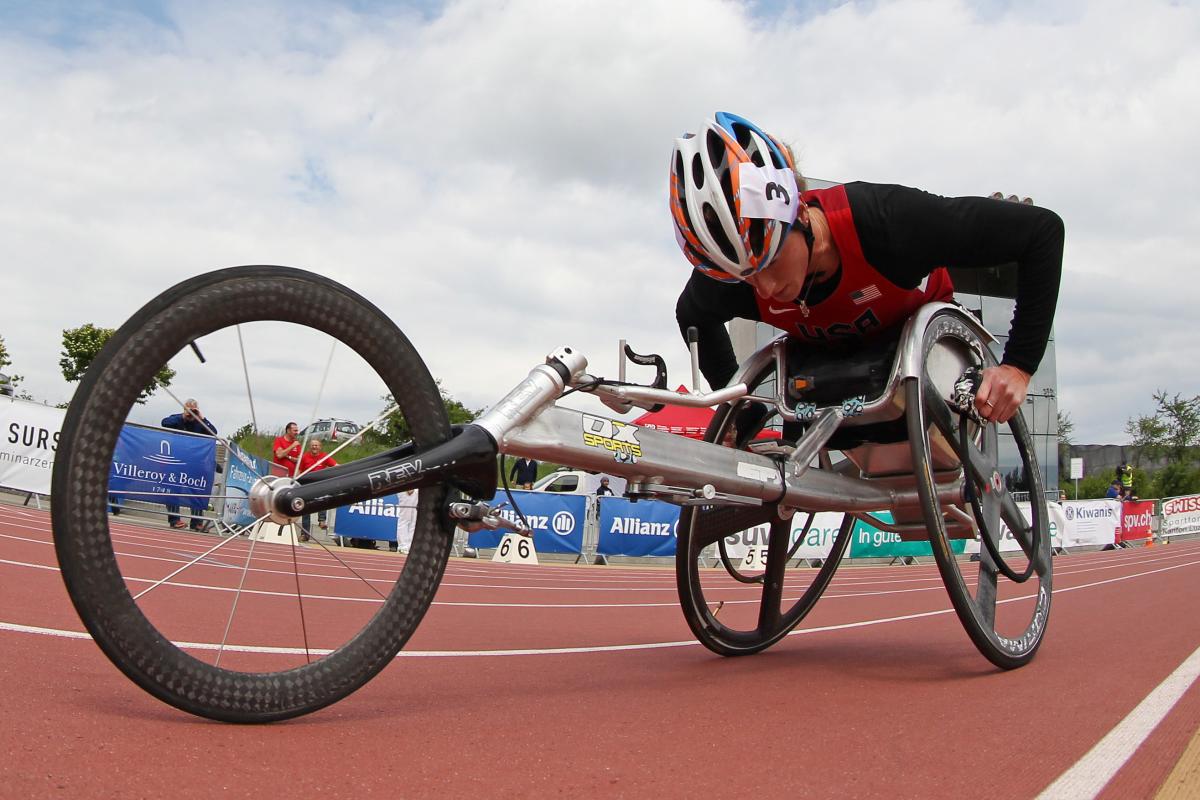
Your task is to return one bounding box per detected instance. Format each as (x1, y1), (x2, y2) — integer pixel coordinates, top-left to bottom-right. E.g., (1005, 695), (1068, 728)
(0, 399), (65, 495)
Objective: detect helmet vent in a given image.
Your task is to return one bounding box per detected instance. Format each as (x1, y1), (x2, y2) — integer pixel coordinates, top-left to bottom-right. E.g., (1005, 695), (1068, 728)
(690, 153), (705, 189)
(705, 129), (727, 171)
(702, 202), (739, 264)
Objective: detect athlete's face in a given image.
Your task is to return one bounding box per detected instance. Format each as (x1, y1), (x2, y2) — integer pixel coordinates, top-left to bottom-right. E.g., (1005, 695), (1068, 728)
(744, 228), (811, 303)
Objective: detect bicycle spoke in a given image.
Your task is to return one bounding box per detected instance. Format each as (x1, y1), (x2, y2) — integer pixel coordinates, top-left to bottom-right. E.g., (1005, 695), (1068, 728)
(294, 340), (339, 478)
(215, 520), (263, 668)
(235, 324), (259, 437)
(289, 522), (312, 665)
(131, 511), (273, 600)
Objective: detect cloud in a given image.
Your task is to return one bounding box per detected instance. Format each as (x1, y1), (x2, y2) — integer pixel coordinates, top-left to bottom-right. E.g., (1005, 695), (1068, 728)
(0, 0), (1196, 447)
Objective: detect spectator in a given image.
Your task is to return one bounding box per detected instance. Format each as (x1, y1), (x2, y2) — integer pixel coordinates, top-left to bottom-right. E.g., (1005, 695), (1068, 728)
(596, 477), (615, 496)
(273, 422), (302, 476)
(161, 398), (217, 531)
(297, 439), (337, 542)
(394, 489), (419, 553)
(1105, 480), (1122, 500)
(1058, 489), (1067, 503)
(1116, 461), (1134, 494)
(509, 457), (538, 489)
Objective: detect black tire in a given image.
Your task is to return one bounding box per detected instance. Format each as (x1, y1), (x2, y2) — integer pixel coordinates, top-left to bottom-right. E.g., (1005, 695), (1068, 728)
(905, 309), (1052, 669)
(51, 265), (454, 722)
(676, 374), (853, 656)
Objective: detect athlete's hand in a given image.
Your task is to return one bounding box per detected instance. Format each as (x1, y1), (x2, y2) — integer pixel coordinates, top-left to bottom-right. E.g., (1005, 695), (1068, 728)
(975, 364), (1030, 424)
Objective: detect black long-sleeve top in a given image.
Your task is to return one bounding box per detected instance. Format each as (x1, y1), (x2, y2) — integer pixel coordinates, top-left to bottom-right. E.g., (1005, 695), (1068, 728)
(675, 182), (1064, 389)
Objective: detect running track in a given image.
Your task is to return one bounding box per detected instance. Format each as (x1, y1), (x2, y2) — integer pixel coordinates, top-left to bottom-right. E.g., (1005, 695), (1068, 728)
(2, 501), (1198, 799)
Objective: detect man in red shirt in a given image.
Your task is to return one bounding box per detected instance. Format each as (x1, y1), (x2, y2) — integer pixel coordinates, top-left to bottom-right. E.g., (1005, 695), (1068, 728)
(298, 439), (338, 540)
(272, 422), (301, 476)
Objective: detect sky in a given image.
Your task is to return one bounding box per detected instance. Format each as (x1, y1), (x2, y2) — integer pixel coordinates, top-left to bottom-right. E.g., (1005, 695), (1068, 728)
(0, 0), (1197, 445)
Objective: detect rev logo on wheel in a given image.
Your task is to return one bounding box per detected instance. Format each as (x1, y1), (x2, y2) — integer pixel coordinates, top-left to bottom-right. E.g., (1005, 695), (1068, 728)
(552, 511), (576, 536)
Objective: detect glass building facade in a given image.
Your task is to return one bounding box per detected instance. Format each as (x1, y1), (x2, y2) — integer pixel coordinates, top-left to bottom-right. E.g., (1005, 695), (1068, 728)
(729, 179), (1059, 497)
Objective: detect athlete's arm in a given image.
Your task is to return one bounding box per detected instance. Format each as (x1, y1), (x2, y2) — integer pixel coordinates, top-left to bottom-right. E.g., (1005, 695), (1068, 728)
(845, 182), (1064, 377)
(675, 271), (759, 389)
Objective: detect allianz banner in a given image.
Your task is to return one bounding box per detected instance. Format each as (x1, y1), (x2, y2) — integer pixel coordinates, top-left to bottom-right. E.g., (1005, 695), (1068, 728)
(0, 398), (65, 494)
(597, 497), (679, 557)
(336, 495), (404, 541)
(109, 424), (216, 512)
(223, 442), (274, 528)
(468, 491), (586, 554)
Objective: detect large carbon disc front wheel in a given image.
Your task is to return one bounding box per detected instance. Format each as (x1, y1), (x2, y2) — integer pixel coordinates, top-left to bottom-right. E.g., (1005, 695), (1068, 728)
(905, 309), (1052, 669)
(51, 265), (455, 722)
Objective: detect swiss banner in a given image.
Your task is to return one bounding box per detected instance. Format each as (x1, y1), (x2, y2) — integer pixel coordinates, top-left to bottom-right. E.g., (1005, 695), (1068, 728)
(1119, 500), (1155, 543)
(0, 398), (65, 494)
(1161, 494), (1200, 539)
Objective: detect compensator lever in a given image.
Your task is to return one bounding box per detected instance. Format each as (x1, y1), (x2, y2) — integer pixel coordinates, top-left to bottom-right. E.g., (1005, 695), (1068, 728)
(448, 501), (532, 536)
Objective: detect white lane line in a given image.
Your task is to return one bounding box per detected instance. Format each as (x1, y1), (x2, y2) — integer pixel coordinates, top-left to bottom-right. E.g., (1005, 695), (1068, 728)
(1036, 644), (1200, 800)
(4, 557), (1199, 656)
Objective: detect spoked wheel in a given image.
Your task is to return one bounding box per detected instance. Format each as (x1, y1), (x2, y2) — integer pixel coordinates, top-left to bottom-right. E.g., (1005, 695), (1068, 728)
(676, 379), (854, 656)
(905, 309), (1052, 669)
(51, 265), (455, 722)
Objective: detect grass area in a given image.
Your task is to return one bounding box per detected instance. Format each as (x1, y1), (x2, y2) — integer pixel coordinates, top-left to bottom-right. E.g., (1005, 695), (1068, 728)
(233, 433), (391, 465)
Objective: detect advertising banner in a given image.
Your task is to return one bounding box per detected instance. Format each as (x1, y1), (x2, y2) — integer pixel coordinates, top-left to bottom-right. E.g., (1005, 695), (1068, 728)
(847, 512), (967, 559)
(109, 424), (216, 512)
(597, 497), (679, 557)
(223, 442), (273, 528)
(468, 491), (587, 554)
(1161, 494), (1200, 539)
(1119, 500), (1155, 543)
(1060, 499), (1121, 547)
(719, 511), (849, 561)
(962, 502), (1067, 554)
(0, 398), (65, 495)
(336, 494), (403, 541)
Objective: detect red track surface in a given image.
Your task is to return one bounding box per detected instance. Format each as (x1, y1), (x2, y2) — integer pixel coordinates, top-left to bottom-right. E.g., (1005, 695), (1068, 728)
(2, 501), (1198, 798)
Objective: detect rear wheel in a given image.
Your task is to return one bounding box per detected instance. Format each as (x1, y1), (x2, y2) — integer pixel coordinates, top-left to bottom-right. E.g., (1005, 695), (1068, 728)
(52, 265), (455, 721)
(676, 371), (853, 656)
(905, 309), (1052, 669)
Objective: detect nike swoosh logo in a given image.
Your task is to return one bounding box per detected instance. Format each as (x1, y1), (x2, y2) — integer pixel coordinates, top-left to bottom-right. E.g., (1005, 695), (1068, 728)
(767, 305), (795, 314)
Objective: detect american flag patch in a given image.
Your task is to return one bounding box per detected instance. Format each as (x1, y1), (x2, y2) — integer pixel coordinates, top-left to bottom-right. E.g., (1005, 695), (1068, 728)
(850, 285), (881, 305)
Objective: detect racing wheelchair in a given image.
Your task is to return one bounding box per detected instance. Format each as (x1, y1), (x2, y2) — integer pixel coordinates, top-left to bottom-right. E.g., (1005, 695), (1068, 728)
(51, 266), (1051, 722)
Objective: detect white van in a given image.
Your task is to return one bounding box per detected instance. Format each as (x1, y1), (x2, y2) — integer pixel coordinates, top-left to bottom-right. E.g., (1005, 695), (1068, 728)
(529, 469), (627, 496)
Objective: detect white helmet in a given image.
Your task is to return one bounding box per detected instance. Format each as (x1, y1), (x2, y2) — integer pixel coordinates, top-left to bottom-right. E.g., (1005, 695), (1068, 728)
(669, 112), (801, 281)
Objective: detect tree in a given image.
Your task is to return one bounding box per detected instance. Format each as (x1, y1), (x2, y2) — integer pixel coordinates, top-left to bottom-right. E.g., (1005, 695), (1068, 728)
(0, 334), (25, 397)
(1056, 410), (1074, 480)
(60, 323), (175, 404)
(376, 381), (482, 446)
(1126, 390), (1200, 466)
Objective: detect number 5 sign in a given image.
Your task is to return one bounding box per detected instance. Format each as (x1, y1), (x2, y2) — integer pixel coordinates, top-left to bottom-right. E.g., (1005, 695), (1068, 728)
(493, 532), (539, 565)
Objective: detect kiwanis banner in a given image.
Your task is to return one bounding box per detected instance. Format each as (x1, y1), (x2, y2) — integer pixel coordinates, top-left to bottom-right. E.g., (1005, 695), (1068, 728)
(222, 442), (273, 528)
(0, 398), (65, 494)
(467, 491), (587, 554)
(1061, 499), (1120, 547)
(109, 424), (216, 512)
(597, 497), (679, 557)
(1161, 494), (1200, 539)
(336, 494), (404, 541)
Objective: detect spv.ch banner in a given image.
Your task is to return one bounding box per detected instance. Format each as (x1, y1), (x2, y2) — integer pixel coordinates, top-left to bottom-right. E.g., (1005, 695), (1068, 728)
(109, 425), (216, 512)
(597, 497), (679, 557)
(1119, 500), (1155, 543)
(0, 398), (65, 494)
(468, 491), (586, 554)
(223, 442), (274, 528)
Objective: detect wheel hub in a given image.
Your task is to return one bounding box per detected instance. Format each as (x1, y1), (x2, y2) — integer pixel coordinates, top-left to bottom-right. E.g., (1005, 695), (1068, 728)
(248, 475), (300, 525)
